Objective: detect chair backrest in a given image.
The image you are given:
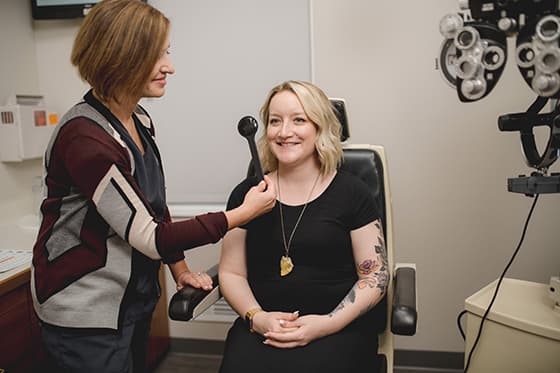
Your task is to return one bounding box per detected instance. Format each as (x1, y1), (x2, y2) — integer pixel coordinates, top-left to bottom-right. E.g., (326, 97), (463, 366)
(328, 99), (397, 370)
(341, 144), (395, 371)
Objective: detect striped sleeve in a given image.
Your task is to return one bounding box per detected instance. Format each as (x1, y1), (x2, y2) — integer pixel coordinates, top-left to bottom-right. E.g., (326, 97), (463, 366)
(60, 119), (228, 263)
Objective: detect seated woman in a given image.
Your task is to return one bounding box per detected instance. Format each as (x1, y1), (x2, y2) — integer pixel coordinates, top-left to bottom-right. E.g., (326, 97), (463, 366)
(218, 80), (389, 373)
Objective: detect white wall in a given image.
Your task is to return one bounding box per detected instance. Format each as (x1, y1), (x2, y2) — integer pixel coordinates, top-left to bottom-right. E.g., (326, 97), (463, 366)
(2, 0), (559, 354)
(311, 0), (560, 352)
(0, 0), (43, 217)
(144, 0), (311, 205)
(32, 19), (87, 115)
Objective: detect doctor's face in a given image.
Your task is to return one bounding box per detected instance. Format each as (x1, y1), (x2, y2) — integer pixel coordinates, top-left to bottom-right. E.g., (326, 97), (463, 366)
(143, 36), (175, 98)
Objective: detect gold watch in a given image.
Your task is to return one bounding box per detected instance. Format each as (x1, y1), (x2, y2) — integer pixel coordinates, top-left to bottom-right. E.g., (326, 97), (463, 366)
(244, 307), (263, 333)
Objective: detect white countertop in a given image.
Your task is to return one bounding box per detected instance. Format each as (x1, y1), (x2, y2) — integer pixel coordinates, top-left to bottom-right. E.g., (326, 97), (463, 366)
(0, 260), (30, 287)
(0, 214), (38, 284)
(0, 214), (38, 250)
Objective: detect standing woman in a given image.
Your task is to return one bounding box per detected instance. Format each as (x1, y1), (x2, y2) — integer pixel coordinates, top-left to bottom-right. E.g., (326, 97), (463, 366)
(30, 1), (276, 372)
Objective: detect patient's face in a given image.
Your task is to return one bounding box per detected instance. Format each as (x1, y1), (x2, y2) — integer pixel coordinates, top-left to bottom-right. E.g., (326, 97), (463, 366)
(266, 90), (318, 169)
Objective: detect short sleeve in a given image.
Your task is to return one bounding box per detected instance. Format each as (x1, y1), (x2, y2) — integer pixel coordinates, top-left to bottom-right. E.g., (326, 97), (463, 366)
(347, 173), (380, 230)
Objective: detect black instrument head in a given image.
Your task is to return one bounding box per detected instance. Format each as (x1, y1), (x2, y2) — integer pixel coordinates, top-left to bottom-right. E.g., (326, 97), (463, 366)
(238, 115), (258, 138)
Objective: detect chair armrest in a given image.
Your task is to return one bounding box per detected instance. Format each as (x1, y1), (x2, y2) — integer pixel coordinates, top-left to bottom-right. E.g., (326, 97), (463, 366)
(390, 263), (417, 336)
(168, 264), (221, 321)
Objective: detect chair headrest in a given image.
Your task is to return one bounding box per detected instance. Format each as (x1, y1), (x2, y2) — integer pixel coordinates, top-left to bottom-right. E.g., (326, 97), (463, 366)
(330, 98), (350, 142)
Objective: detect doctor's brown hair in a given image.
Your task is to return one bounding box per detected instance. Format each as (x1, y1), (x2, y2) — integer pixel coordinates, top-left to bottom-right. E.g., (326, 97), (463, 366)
(71, 0), (169, 103)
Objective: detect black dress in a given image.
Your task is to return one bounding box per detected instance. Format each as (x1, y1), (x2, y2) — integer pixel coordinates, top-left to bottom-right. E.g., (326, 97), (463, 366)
(219, 170), (386, 373)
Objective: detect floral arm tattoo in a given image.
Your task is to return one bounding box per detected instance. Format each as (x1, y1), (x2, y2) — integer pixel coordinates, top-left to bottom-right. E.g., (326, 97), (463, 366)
(329, 221), (389, 317)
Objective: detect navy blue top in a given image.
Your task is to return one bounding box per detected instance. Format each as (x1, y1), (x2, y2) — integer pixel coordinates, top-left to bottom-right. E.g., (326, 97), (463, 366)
(85, 90), (165, 324)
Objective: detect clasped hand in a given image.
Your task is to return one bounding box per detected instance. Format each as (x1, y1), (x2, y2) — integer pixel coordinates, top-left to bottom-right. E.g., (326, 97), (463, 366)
(253, 311), (331, 349)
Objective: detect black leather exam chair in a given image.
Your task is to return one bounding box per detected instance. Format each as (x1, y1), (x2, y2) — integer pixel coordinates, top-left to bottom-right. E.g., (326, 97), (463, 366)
(169, 99), (417, 372)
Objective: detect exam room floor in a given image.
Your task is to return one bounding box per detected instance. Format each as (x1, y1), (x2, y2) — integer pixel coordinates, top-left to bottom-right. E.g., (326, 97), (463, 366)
(153, 352), (448, 373)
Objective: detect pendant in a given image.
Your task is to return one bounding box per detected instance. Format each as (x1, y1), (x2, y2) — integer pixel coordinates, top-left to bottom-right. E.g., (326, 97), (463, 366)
(280, 255), (294, 276)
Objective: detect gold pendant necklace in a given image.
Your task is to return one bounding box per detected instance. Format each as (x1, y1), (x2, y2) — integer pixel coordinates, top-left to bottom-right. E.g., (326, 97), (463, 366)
(277, 171), (321, 277)
(280, 255), (294, 277)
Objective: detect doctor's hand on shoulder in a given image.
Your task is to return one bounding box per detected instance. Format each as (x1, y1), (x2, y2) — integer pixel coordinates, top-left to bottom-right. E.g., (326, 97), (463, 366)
(224, 175), (276, 229)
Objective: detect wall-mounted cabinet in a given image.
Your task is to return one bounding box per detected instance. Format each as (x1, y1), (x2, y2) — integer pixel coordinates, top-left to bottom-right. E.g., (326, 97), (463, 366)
(0, 95), (57, 162)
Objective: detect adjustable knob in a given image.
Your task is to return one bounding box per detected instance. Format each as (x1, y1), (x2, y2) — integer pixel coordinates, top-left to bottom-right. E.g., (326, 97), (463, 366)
(498, 17), (517, 34)
(439, 13), (463, 39)
(463, 79), (484, 95)
(534, 75), (554, 91)
(532, 73), (560, 96)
